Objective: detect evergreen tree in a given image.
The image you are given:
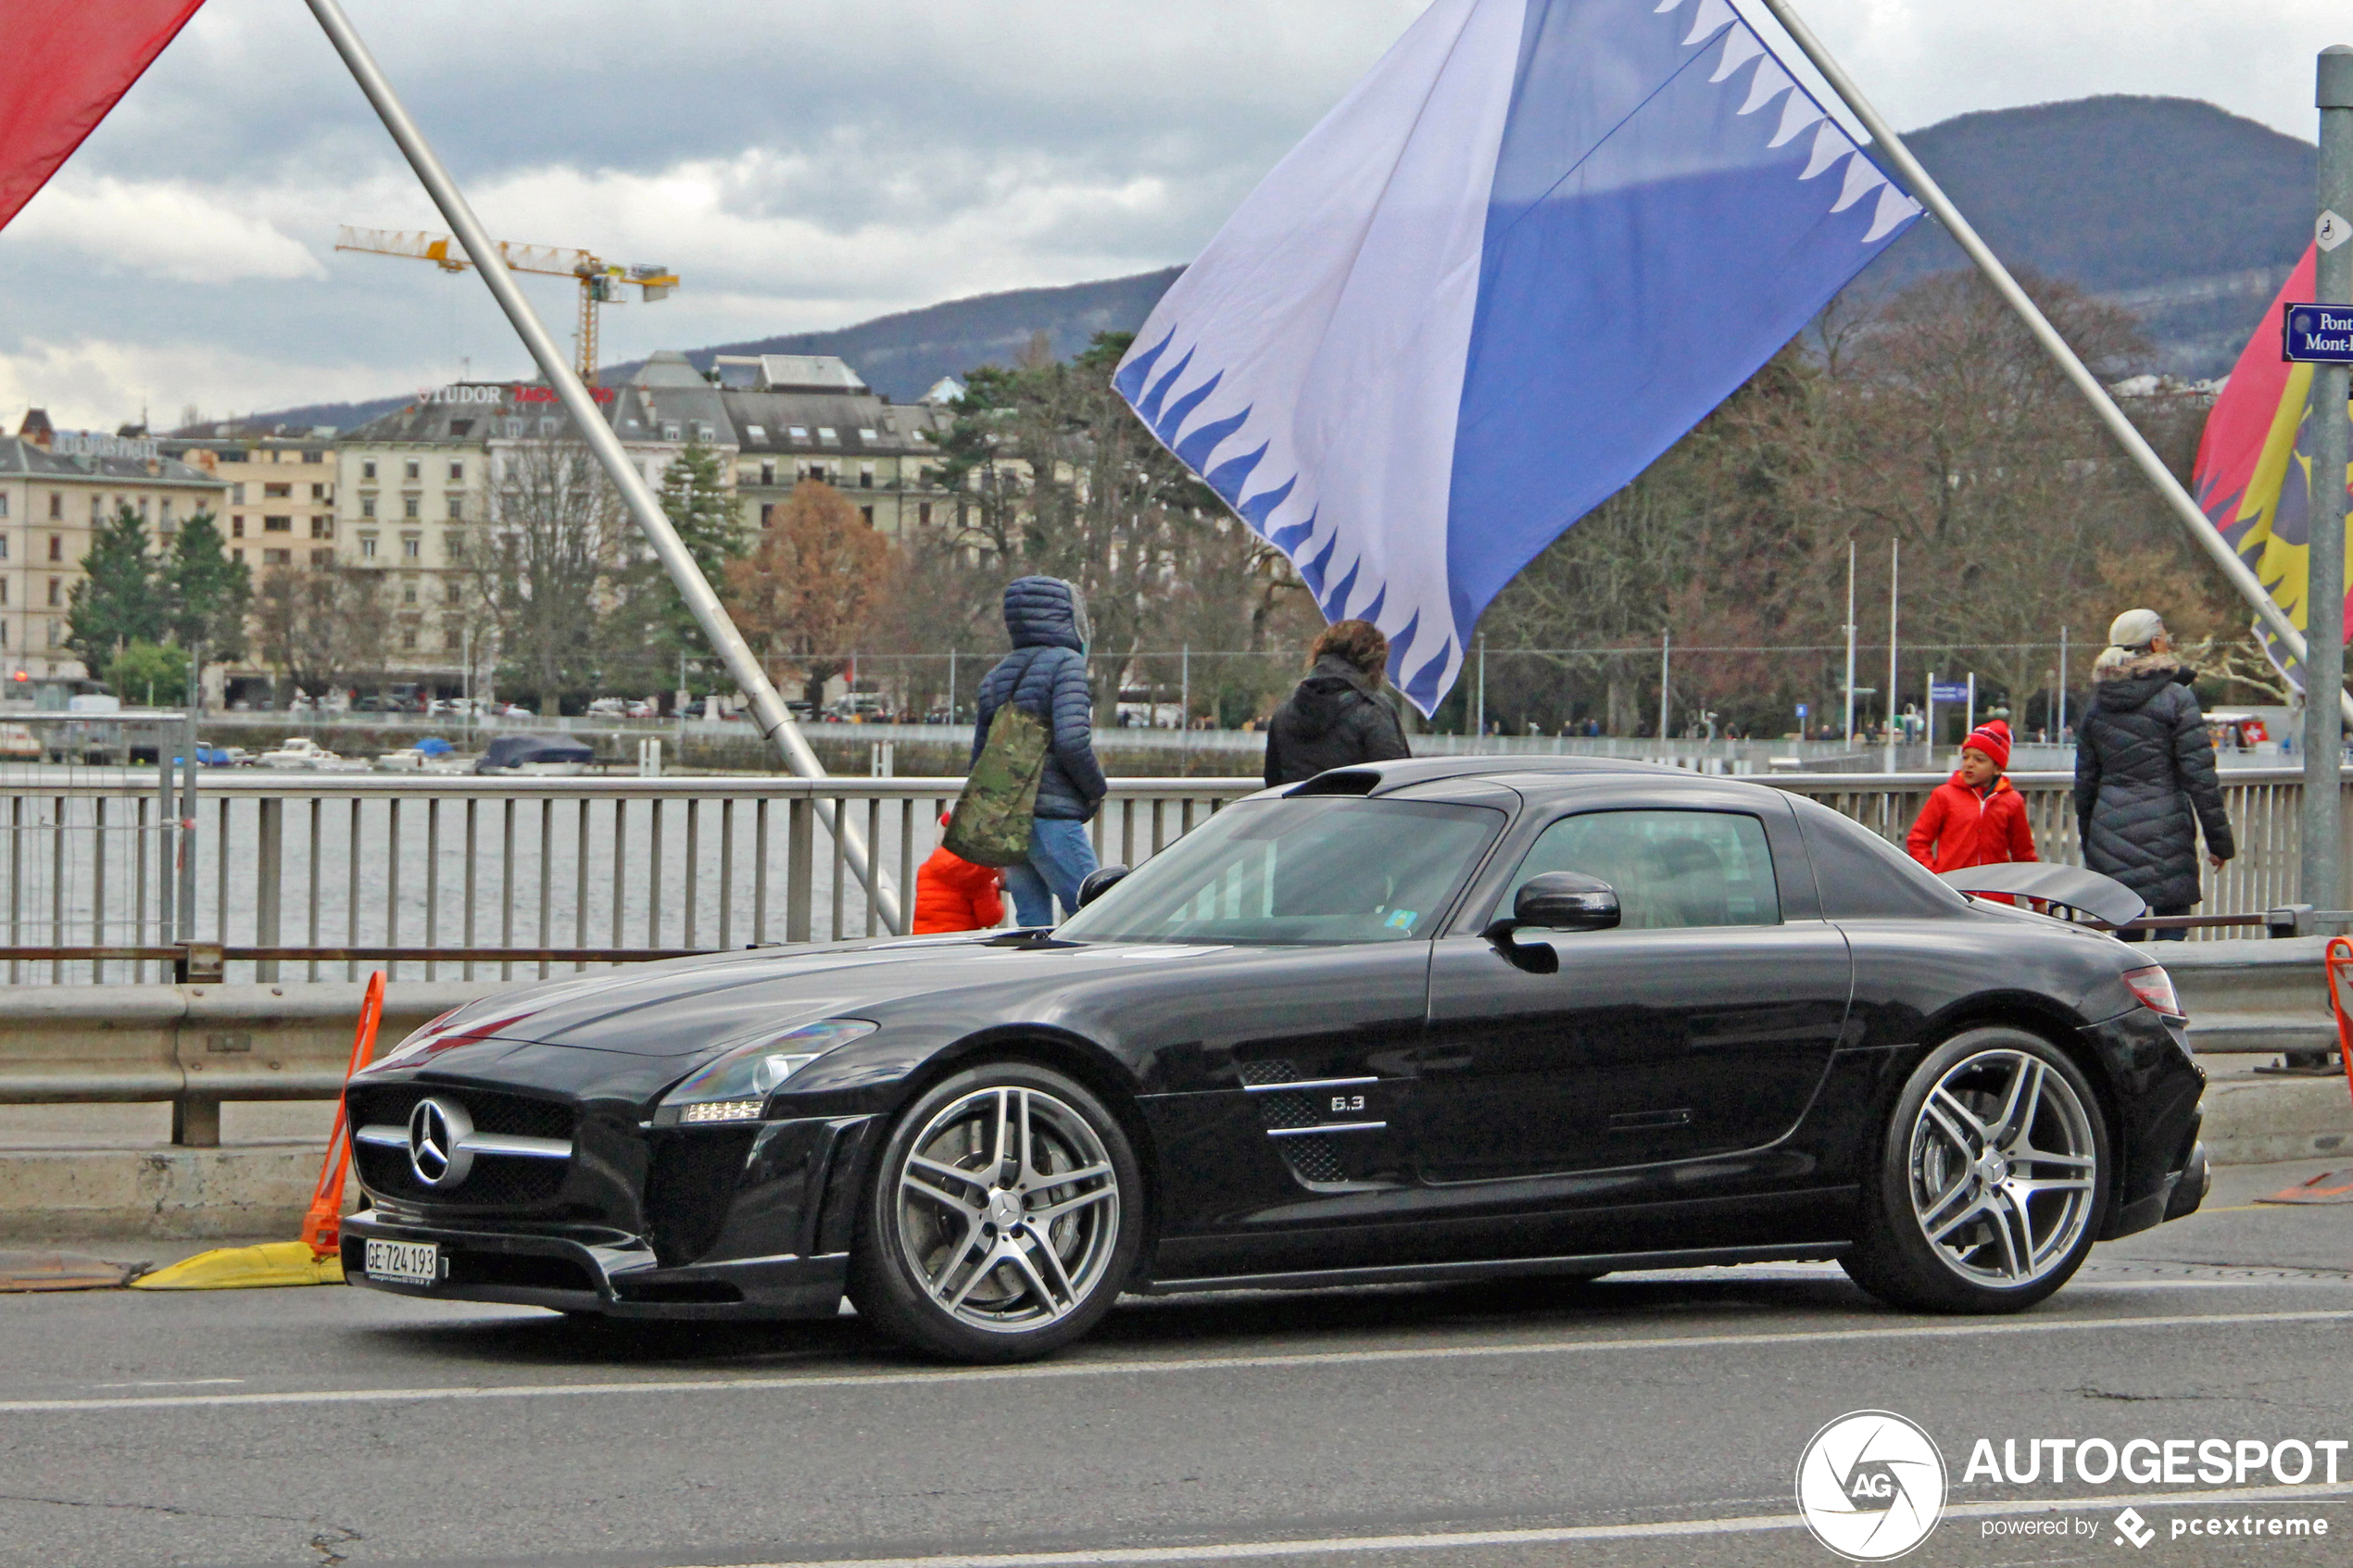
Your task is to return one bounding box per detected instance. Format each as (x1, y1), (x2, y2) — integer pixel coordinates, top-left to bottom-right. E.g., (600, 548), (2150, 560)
(66, 507), (166, 674)
(163, 512), (253, 666)
(644, 439), (747, 694)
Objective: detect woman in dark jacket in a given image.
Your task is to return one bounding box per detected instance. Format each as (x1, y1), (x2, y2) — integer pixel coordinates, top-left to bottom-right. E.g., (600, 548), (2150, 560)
(972, 576), (1107, 926)
(1264, 620), (1412, 787)
(2072, 608), (2234, 941)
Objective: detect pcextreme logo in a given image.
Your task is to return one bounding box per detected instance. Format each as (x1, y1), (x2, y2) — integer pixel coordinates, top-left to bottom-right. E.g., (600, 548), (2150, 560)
(1796, 1410), (1950, 1561)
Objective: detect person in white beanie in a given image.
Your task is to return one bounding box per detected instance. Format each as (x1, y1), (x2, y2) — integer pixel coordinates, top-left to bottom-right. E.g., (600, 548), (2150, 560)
(2072, 609), (2234, 941)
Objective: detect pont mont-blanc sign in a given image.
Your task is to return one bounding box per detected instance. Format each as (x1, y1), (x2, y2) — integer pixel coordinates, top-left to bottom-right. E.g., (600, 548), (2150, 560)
(2282, 303), (2353, 365)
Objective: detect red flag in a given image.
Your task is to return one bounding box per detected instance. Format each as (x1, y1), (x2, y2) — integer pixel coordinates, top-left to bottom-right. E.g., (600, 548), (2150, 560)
(0, 0), (208, 232)
(2191, 244), (2353, 687)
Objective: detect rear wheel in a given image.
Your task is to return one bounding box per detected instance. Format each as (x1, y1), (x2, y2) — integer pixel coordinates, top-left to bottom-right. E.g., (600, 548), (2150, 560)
(849, 1062), (1140, 1361)
(1843, 1027), (2108, 1313)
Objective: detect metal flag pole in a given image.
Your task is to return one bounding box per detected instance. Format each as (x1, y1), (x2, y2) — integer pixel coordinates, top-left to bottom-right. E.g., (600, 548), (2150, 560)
(1657, 630), (1670, 743)
(1756, 0), (2353, 731)
(304, 0), (899, 931)
(1841, 539), (1856, 743)
(1884, 536), (1898, 766)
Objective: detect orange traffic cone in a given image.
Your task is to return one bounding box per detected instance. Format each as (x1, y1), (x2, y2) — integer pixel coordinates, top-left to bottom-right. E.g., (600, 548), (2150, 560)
(134, 972), (386, 1290)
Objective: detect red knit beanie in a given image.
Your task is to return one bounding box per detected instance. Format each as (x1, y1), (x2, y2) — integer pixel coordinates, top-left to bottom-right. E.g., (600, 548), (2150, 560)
(1962, 719), (2011, 770)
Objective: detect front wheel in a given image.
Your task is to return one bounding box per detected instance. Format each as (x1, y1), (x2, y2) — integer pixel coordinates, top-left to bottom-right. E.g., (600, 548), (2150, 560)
(1843, 1027), (2108, 1313)
(849, 1062), (1141, 1361)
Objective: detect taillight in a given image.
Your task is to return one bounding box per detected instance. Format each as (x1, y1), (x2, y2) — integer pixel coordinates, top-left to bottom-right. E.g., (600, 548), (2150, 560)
(2123, 965), (2183, 1020)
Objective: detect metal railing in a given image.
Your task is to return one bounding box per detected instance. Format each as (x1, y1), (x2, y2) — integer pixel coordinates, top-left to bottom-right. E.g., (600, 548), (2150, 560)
(0, 765), (2338, 986)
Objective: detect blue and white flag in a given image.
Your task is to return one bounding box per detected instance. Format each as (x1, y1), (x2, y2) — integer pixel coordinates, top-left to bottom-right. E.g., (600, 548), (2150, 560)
(1116, 0), (1921, 713)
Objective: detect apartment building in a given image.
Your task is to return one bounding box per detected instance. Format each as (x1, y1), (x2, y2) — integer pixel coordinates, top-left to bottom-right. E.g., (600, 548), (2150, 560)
(713, 355), (954, 541)
(157, 428), (339, 571)
(0, 413), (227, 681)
(333, 368), (733, 691)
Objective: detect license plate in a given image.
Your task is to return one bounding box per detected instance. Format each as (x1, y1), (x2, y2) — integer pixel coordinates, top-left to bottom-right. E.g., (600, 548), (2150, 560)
(364, 1238), (439, 1287)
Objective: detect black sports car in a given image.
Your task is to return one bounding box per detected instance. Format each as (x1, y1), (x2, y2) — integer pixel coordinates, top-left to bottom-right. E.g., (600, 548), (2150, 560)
(342, 759), (2208, 1361)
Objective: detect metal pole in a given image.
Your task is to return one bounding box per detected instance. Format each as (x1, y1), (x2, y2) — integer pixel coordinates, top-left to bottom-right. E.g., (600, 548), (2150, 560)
(2057, 625), (2069, 740)
(1924, 664), (1935, 754)
(304, 0), (900, 931)
(1842, 540), (1856, 743)
(1756, 0), (2353, 730)
(1658, 630), (1670, 742)
(1966, 671), (1976, 740)
(1885, 536), (1898, 766)
(2301, 44), (2353, 911)
(1475, 633), (1487, 739)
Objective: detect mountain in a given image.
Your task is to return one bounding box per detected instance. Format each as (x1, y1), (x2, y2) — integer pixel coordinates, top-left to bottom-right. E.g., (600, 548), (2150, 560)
(606, 268), (1186, 400)
(218, 95), (2312, 433)
(1870, 95), (2316, 376)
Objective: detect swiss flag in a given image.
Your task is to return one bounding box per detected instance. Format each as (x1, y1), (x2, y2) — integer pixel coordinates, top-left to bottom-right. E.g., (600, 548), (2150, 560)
(0, 0), (208, 232)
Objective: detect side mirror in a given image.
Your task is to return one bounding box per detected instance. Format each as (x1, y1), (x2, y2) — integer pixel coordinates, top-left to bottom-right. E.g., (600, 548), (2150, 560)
(1076, 864), (1130, 909)
(1487, 872), (1620, 938)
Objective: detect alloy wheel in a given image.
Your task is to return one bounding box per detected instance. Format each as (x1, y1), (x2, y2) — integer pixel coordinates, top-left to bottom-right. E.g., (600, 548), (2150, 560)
(1906, 1048), (2098, 1287)
(891, 1085), (1123, 1334)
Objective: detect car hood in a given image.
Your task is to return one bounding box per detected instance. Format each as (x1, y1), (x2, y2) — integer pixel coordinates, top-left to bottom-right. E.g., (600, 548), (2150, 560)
(369, 935), (1223, 1060)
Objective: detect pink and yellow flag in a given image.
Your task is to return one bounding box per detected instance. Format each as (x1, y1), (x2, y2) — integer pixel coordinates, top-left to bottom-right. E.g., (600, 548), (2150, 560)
(2193, 245), (2353, 687)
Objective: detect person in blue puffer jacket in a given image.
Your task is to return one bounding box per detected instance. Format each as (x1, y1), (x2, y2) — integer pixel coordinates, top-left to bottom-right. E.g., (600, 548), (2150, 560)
(971, 576), (1108, 924)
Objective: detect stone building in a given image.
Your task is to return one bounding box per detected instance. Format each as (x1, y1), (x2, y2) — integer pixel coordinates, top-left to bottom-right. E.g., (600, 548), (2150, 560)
(0, 413), (226, 682)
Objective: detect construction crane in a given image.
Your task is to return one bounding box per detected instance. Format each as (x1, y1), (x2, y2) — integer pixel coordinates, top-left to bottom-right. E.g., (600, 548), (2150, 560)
(334, 226), (679, 383)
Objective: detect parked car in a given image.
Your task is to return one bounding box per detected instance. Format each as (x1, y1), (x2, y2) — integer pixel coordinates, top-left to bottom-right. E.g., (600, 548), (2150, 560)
(472, 733), (593, 776)
(0, 723), (40, 760)
(342, 758), (2207, 1362)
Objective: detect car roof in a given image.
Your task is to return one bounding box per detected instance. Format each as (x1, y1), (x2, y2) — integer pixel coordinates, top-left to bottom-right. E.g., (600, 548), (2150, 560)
(1293, 755), (1786, 803)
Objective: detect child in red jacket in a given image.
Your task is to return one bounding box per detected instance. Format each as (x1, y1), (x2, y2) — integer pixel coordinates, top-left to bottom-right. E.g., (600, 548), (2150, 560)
(913, 812), (1006, 934)
(1906, 720), (2037, 875)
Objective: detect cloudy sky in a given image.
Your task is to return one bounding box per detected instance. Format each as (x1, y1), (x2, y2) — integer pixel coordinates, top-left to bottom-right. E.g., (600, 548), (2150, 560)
(2, 0), (2345, 432)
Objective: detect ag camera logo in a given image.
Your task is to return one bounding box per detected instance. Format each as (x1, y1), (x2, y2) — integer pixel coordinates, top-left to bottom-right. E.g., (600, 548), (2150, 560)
(1797, 1411), (1948, 1561)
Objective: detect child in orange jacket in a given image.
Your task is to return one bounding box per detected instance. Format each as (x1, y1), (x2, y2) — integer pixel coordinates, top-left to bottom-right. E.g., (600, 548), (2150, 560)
(913, 812), (1006, 934)
(1906, 720), (2037, 875)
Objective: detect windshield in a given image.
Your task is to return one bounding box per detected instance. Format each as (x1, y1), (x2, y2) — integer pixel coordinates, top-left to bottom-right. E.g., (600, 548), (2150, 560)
(1056, 797), (1504, 946)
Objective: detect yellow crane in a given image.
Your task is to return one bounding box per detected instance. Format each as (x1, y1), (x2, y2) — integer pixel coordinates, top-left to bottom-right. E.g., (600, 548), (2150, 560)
(334, 225), (679, 383)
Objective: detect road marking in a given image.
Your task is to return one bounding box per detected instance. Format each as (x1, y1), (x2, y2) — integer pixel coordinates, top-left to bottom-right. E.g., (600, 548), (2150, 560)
(3, 1307), (2349, 1415)
(89, 1378), (245, 1389)
(671, 1481), (2353, 1566)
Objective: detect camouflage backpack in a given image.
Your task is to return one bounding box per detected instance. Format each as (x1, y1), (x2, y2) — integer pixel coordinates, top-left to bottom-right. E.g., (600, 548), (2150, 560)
(944, 703), (1049, 867)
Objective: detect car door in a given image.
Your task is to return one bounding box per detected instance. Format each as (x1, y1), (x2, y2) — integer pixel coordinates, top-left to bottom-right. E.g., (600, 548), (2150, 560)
(1416, 799), (1852, 1183)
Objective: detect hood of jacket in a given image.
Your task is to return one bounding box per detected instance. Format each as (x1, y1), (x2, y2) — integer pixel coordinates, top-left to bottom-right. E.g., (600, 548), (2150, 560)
(1286, 656), (1382, 739)
(2092, 650), (2186, 712)
(1002, 575), (1088, 653)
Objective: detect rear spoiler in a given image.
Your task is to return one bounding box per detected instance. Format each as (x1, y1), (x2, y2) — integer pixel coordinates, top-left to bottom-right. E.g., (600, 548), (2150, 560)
(1938, 862), (2147, 927)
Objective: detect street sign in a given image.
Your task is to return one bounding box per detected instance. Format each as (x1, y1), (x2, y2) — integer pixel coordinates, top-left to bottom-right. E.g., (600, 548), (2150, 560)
(1930, 682), (1969, 703)
(2283, 302), (2353, 364)
(1793, 703), (1808, 719)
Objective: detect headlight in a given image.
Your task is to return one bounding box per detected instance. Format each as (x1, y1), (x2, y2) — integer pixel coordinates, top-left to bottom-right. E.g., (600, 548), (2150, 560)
(658, 1019), (877, 1124)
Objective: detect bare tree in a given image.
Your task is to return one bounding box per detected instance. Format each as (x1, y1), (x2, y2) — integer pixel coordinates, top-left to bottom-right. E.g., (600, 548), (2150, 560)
(476, 438), (635, 716)
(252, 565), (384, 705)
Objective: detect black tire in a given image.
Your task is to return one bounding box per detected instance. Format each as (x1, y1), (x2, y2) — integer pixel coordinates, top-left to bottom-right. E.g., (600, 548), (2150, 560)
(849, 1061), (1142, 1362)
(1843, 1026), (2109, 1314)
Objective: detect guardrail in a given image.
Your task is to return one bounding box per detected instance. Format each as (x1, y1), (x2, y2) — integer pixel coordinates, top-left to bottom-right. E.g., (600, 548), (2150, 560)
(0, 765), (2338, 988)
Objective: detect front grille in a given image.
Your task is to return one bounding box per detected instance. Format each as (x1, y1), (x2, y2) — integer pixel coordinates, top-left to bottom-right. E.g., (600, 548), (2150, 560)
(346, 1084), (576, 1209)
(354, 1143), (570, 1207)
(644, 1128), (759, 1267)
(346, 1084), (573, 1140)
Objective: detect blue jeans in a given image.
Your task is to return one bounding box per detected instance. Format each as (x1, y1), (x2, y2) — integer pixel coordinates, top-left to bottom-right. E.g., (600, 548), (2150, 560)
(1003, 818), (1099, 927)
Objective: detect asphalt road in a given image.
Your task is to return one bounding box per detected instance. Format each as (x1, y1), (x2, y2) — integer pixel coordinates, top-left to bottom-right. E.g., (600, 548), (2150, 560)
(5, 1160), (2352, 1568)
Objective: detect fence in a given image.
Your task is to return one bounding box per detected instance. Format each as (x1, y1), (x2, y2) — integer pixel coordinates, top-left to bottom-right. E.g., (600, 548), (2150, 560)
(0, 765), (2338, 986)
